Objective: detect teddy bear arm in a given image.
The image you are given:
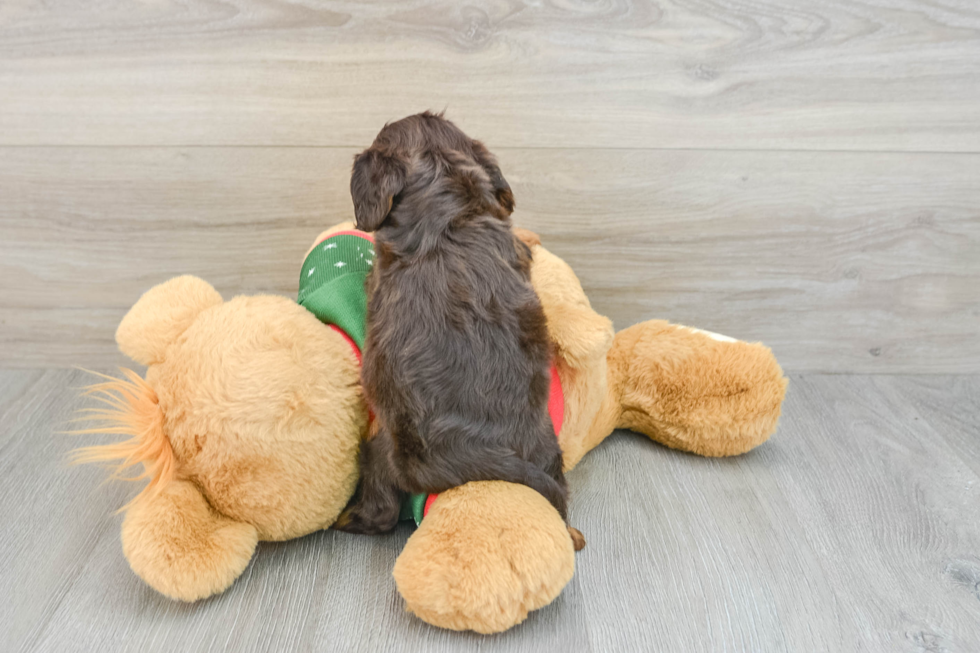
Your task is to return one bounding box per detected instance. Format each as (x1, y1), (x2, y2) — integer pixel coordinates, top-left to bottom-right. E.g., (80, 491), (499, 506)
(605, 320), (788, 457)
(528, 245), (615, 369)
(121, 480), (258, 601)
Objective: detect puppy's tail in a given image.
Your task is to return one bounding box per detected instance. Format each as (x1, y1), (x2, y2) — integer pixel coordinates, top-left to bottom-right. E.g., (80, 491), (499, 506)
(68, 369), (175, 512)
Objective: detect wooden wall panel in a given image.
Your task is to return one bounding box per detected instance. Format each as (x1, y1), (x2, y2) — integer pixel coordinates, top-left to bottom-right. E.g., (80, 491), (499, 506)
(2, 147), (977, 371)
(0, 0), (978, 150)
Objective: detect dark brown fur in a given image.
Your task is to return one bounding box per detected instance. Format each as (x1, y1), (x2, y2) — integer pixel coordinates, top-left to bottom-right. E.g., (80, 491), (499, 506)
(334, 112), (582, 549)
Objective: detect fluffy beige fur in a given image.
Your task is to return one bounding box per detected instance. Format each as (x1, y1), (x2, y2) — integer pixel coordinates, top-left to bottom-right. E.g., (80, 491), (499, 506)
(76, 223), (786, 631)
(393, 482), (575, 634)
(122, 480), (258, 601)
(80, 276), (365, 600)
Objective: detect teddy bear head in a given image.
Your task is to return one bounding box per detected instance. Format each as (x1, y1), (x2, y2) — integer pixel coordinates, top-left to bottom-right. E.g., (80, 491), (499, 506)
(98, 275), (365, 542)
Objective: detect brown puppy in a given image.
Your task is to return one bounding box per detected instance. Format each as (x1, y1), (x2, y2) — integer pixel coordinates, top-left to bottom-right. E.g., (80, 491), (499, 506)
(335, 112), (583, 550)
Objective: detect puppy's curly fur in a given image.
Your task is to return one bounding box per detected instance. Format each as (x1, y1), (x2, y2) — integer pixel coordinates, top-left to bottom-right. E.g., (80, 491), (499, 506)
(336, 113), (580, 548)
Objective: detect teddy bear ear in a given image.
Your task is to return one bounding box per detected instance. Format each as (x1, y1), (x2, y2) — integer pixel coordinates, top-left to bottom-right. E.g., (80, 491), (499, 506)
(116, 275), (222, 366)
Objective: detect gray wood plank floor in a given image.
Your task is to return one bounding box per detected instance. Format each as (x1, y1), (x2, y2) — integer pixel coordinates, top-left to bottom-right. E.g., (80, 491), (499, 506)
(3, 369), (978, 652)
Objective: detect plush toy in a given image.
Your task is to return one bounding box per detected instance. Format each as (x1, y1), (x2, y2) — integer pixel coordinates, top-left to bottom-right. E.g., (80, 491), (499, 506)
(76, 222), (787, 634)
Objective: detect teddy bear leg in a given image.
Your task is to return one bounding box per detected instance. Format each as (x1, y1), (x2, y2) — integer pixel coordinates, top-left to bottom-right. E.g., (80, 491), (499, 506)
(392, 481), (576, 634)
(608, 320), (788, 457)
(121, 480), (258, 601)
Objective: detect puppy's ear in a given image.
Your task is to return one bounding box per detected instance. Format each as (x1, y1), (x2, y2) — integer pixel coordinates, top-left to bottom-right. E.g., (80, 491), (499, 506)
(485, 161), (515, 215)
(351, 148), (407, 232)
(472, 142), (515, 216)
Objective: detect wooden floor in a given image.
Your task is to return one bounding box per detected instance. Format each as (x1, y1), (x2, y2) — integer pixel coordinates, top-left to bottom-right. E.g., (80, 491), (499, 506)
(2, 370), (979, 652)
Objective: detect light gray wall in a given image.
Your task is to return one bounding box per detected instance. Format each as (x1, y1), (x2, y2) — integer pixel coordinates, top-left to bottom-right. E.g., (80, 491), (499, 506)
(1, 0), (978, 372)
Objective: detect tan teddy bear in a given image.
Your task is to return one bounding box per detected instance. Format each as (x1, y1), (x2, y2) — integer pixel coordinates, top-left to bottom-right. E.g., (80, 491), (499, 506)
(76, 223), (786, 633)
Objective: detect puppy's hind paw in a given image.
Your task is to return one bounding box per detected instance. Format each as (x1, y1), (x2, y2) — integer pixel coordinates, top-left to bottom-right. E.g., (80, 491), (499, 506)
(333, 504), (399, 536)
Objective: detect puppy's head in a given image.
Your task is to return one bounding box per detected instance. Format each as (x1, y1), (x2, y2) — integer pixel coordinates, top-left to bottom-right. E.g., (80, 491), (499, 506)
(351, 112), (514, 232)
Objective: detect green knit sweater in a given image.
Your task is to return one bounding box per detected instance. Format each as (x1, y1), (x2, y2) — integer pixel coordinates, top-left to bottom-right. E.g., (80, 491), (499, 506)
(298, 230), (375, 350)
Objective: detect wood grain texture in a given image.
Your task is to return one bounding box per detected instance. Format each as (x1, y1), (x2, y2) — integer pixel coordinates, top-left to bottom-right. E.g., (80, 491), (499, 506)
(1, 0), (979, 150)
(887, 375), (980, 478)
(2, 147), (977, 371)
(2, 370), (979, 652)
